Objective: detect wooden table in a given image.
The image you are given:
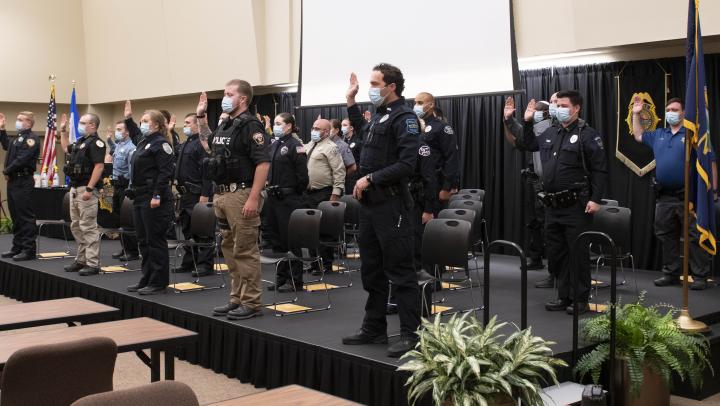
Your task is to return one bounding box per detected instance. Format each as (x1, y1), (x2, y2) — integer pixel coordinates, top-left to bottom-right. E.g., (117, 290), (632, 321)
(0, 317), (197, 381)
(208, 385), (362, 405)
(0, 297), (119, 331)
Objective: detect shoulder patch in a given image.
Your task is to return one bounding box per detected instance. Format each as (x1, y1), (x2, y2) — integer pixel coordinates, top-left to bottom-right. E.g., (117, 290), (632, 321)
(252, 132), (265, 146)
(419, 145), (431, 157)
(26, 138), (35, 147)
(96, 140), (105, 148)
(594, 136), (604, 149)
(444, 126), (454, 135)
(406, 118), (419, 135)
(296, 145), (306, 154)
(162, 143), (173, 154)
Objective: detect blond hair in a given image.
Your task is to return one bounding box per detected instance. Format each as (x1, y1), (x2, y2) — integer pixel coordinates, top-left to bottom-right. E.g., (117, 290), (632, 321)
(18, 111), (35, 125)
(144, 109), (170, 144)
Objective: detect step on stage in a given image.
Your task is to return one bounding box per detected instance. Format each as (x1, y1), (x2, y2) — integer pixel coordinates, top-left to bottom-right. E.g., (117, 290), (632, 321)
(1, 235), (720, 405)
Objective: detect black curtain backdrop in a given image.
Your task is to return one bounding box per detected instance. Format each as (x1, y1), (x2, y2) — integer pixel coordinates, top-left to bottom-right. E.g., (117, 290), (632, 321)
(245, 54), (720, 270)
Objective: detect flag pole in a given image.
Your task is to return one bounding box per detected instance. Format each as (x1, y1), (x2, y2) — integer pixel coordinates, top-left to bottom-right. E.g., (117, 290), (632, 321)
(677, 0), (709, 333)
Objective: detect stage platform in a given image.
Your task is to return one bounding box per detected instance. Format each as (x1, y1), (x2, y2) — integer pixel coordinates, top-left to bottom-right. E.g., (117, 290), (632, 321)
(1, 235), (720, 405)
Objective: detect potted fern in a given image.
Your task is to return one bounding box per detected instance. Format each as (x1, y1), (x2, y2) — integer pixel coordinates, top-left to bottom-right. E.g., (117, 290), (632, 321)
(398, 313), (567, 406)
(575, 294), (712, 406)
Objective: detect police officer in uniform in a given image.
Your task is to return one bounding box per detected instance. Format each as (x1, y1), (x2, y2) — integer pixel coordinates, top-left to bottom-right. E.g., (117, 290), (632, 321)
(341, 65), (421, 358)
(413, 92), (460, 205)
(197, 80), (270, 320)
(515, 91), (608, 315)
(173, 113), (214, 276)
(330, 119), (357, 176)
(503, 98), (552, 280)
(0, 112), (40, 261)
(59, 113), (107, 276)
(265, 113), (308, 292)
(109, 120), (139, 261)
(341, 118), (363, 194)
(124, 110), (175, 294)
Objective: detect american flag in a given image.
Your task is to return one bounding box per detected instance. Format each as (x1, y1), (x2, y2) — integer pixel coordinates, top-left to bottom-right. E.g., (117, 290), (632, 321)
(40, 84), (57, 180)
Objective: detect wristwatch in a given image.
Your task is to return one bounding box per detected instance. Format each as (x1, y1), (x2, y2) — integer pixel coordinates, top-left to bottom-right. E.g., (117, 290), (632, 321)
(85, 187), (94, 193)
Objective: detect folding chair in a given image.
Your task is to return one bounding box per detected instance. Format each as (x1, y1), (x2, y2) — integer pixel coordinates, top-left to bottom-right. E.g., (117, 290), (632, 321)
(591, 205), (637, 300)
(457, 188), (485, 202)
(99, 197), (141, 273)
(437, 208), (481, 290)
(170, 202), (225, 292)
(316, 200), (352, 288)
(36, 191), (73, 258)
(340, 194), (361, 263)
(449, 193), (482, 203)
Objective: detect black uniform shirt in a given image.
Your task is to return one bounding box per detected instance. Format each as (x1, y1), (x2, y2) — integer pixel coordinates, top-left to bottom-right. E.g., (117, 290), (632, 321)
(67, 133), (106, 185)
(354, 97), (420, 185)
(268, 134), (308, 192)
(209, 110), (270, 184)
(517, 118), (608, 203)
(131, 132), (175, 197)
(423, 115), (460, 190)
(175, 134), (212, 196)
(411, 142), (439, 213)
(345, 133), (363, 165)
(0, 129), (40, 175)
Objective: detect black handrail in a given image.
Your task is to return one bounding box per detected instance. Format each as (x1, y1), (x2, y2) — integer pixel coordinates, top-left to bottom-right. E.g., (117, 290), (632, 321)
(572, 231), (617, 406)
(482, 240), (528, 329)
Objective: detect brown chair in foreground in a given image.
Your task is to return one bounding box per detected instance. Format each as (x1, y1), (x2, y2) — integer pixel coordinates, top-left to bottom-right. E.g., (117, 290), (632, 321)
(0, 337), (117, 406)
(70, 381), (199, 406)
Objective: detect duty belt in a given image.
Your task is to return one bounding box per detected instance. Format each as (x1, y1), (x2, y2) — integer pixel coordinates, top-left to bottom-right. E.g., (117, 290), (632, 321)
(176, 182), (202, 195)
(9, 168), (33, 178)
(537, 189), (579, 209)
(266, 186), (297, 199)
(216, 182), (247, 194)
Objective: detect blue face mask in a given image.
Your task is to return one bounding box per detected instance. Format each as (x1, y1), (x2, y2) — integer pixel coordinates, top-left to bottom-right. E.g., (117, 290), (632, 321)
(555, 107), (572, 123)
(114, 130), (124, 142)
(310, 130), (322, 142)
(221, 96), (235, 113)
(666, 111), (681, 126)
(273, 125), (285, 138)
(368, 87), (386, 107)
(140, 122), (151, 136)
(549, 103), (558, 118)
(533, 111), (546, 123)
(78, 124), (87, 137)
(15, 121), (24, 132)
(341, 126), (349, 136)
(183, 127), (192, 136)
(413, 104), (425, 117)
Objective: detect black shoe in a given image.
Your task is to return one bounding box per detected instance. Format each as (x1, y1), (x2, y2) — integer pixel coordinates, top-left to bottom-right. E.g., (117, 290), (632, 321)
(213, 302), (240, 316)
(566, 302), (590, 315)
(691, 278), (708, 290)
(171, 265), (192, 273)
(526, 259), (545, 270)
(191, 268), (213, 277)
(227, 305), (263, 320)
(127, 283), (145, 292)
(111, 251), (125, 259)
(654, 275), (680, 287)
(277, 282), (297, 293)
(1, 250), (20, 258)
(64, 262), (86, 272)
(545, 298), (572, 311)
(535, 275), (555, 288)
(12, 252), (35, 261)
(78, 266), (100, 276)
(386, 303), (398, 315)
(387, 336), (419, 358)
(118, 254), (140, 262)
(342, 329), (388, 345)
(138, 285), (167, 295)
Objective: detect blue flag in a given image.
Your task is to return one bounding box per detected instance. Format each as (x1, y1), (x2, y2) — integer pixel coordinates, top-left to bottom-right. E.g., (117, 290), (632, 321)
(684, 0), (716, 255)
(69, 86), (80, 144)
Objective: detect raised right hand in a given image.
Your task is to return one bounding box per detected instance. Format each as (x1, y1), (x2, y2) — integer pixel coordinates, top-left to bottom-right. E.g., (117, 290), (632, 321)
(632, 95), (643, 114)
(503, 96), (516, 120)
(197, 92), (208, 116)
(0, 113), (5, 130)
(59, 113), (68, 132)
(523, 99), (536, 122)
(124, 100), (132, 119)
(346, 72), (359, 100)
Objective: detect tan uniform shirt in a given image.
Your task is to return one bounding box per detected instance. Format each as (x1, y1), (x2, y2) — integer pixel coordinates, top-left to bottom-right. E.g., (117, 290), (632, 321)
(305, 137), (346, 196)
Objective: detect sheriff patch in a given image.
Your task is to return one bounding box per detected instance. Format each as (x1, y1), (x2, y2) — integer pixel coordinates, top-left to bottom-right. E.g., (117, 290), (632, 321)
(162, 143), (173, 154)
(96, 140), (105, 148)
(26, 138), (35, 147)
(252, 132), (265, 145)
(444, 126), (454, 135)
(419, 145), (431, 156)
(406, 119), (419, 135)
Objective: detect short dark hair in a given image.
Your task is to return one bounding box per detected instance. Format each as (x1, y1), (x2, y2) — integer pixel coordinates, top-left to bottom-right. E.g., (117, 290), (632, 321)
(160, 110), (171, 123)
(666, 97), (685, 110)
(85, 113), (100, 128)
(330, 119), (342, 131)
(372, 63), (405, 97)
(276, 112), (297, 133)
(556, 90), (583, 108)
(226, 79), (254, 103)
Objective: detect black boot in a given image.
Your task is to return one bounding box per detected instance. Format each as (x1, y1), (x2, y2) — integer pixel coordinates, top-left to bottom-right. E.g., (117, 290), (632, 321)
(387, 335), (419, 358)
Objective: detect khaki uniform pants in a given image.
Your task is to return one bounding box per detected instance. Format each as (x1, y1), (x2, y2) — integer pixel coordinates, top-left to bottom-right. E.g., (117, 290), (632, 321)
(69, 187), (100, 267)
(214, 189), (264, 308)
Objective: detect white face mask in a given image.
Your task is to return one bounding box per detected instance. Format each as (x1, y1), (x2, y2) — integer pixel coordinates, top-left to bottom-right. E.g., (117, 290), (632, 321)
(114, 130), (124, 141)
(413, 104), (425, 117)
(341, 126), (349, 135)
(15, 121), (24, 132)
(183, 127), (192, 136)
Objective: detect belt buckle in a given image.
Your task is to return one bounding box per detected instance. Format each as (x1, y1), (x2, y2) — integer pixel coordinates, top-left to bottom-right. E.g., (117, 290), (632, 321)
(230, 183), (237, 193)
